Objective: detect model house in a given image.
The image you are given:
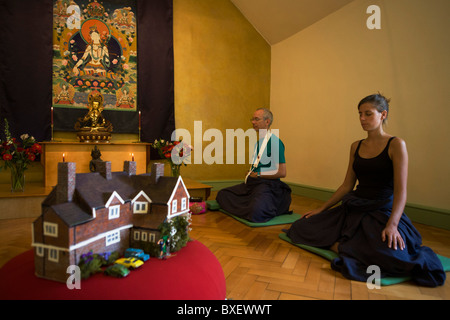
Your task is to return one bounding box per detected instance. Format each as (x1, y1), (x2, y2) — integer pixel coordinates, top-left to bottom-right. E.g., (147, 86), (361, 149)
(32, 161), (190, 282)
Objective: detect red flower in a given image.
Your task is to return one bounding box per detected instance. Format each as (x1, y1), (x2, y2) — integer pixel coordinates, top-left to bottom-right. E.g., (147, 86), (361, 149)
(0, 119), (40, 174)
(31, 143), (41, 153)
(152, 138), (192, 167)
(161, 145), (174, 155)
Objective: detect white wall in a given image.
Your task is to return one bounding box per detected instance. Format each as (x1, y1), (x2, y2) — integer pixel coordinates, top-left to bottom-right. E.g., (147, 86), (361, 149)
(271, 0), (450, 210)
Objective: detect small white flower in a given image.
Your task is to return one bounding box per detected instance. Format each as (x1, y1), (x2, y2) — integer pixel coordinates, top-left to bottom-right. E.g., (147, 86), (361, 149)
(170, 226), (177, 237)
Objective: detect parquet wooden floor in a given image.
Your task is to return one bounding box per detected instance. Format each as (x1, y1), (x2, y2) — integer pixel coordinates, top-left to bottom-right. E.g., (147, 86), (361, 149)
(189, 193), (450, 300)
(1, 193), (449, 300)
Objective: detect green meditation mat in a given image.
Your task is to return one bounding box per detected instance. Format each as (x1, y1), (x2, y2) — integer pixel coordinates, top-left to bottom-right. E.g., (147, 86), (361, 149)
(279, 232), (450, 286)
(206, 199), (221, 211)
(206, 200), (302, 227)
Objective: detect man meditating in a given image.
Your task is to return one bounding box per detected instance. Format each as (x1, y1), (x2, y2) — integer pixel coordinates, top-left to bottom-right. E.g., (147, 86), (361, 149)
(216, 108), (292, 222)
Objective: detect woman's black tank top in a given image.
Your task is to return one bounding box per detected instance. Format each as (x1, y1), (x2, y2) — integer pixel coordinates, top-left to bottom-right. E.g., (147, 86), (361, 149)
(352, 137), (395, 199)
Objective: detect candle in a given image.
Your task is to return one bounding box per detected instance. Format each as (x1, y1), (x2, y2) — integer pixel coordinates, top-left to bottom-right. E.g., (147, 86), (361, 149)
(138, 111), (141, 129)
(51, 107), (53, 125)
(63, 153), (65, 162)
(131, 153), (135, 162)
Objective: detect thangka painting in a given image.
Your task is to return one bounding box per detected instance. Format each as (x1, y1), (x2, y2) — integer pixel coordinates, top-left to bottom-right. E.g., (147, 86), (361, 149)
(52, 0), (137, 132)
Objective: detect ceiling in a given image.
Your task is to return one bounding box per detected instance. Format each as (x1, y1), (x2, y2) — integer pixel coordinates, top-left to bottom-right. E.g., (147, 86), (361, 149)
(230, 0), (355, 45)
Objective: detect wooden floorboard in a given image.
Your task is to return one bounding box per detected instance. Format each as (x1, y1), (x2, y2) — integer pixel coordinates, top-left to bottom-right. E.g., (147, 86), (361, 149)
(188, 193), (450, 300)
(0, 192), (449, 300)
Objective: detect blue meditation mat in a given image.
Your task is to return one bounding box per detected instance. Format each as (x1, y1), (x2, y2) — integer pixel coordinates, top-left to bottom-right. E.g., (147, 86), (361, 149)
(206, 200), (302, 227)
(278, 232), (450, 286)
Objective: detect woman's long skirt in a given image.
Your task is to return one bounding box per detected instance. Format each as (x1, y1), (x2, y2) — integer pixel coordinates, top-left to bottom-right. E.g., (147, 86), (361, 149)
(286, 193), (446, 287)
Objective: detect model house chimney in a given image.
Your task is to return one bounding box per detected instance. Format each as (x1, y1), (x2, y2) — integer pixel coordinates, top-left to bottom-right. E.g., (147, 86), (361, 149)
(57, 162), (76, 203)
(151, 162), (165, 184)
(124, 160), (137, 176)
(94, 160), (112, 180)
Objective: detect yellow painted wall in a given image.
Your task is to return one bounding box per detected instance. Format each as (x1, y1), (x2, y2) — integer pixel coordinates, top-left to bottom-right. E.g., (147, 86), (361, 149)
(173, 0), (271, 180)
(271, 0), (450, 210)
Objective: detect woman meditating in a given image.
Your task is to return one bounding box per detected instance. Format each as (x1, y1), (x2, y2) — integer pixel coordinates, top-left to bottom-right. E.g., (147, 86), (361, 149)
(286, 94), (446, 287)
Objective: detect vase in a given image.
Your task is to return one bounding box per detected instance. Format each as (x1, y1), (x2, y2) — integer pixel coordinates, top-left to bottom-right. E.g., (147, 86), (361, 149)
(10, 163), (25, 192)
(171, 164), (181, 177)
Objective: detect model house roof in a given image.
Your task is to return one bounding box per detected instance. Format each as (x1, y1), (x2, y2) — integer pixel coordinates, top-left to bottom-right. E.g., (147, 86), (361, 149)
(43, 162), (183, 228)
(52, 201), (94, 227)
(71, 170), (179, 206)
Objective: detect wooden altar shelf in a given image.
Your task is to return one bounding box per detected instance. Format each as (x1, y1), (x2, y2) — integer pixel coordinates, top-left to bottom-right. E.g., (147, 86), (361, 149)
(40, 141), (151, 187)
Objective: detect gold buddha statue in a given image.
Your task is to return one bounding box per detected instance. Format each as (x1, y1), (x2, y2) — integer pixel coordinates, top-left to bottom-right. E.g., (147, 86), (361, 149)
(75, 91), (113, 142)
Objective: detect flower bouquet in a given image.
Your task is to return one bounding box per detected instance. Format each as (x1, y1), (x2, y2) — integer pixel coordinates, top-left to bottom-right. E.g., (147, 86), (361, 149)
(152, 139), (192, 177)
(0, 119), (42, 191)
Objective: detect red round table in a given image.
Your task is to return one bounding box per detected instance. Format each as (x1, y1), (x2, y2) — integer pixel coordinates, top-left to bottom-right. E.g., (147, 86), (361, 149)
(0, 240), (226, 300)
